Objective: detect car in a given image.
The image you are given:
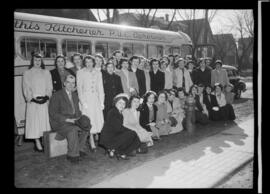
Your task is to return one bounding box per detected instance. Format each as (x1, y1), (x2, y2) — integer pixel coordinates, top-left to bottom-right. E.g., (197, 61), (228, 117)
(222, 65), (247, 99)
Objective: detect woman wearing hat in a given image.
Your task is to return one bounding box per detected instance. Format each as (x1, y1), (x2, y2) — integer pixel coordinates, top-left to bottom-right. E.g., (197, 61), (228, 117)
(99, 94), (141, 160)
(211, 60), (229, 87)
(22, 53), (53, 152)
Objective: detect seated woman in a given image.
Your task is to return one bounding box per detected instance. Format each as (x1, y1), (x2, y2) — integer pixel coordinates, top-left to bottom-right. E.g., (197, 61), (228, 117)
(203, 85), (221, 121)
(122, 95), (154, 147)
(166, 89), (184, 133)
(155, 91), (172, 136)
(189, 85), (209, 125)
(99, 94), (141, 160)
(214, 84), (236, 121)
(177, 87), (187, 127)
(139, 91), (160, 141)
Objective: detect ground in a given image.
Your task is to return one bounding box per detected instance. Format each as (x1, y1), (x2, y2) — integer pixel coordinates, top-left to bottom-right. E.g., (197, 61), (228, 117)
(14, 81), (254, 188)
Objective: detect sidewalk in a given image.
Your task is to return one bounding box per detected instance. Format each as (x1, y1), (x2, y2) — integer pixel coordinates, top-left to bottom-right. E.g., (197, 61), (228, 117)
(86, 119), (254, 188)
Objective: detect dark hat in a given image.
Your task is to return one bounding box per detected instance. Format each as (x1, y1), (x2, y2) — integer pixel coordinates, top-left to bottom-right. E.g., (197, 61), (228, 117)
(168, 116), (178, 127)
(75, 115), (91, 131)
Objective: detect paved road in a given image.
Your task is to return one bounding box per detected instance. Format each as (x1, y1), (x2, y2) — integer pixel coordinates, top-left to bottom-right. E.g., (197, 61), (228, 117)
(85, 119), (254, 188)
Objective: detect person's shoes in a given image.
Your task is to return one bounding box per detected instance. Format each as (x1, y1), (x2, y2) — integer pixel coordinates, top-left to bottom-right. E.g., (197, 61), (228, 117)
(79, 151), (88, 157)
(17, 135), (23, 146)
(152, 137), (161, 141)
(127, 150), (136, 157)
(105, 149), (115, 158)
(90, 148), (97, 153)
(66, 155), (80, 164)
(34, 146), (44, 153)
(136, 148), (148, 154)
(116, 154), (129, 160)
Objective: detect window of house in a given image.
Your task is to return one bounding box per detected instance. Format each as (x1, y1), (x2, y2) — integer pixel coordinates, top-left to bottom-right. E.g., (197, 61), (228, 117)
(123, 43), (144, 58)
(147, 45), (163, 58)
(95, 42), (120, 59)
(20, 37), (57, 59)
(62, 40), (91, 59)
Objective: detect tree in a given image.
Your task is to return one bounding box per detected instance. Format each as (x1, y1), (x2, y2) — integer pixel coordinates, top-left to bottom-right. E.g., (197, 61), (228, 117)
(230, 10), (254, 71)
(95, 9), (120, 23)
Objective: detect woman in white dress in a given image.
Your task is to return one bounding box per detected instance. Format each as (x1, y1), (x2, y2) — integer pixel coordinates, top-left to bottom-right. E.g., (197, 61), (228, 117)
(22, 53), (53, 151)
(122, 95), (153, 147)
(77, 55), (105, 152)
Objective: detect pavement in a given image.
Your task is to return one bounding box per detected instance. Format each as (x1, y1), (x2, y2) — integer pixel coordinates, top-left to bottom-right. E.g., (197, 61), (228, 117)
(83, 118), (254, 188)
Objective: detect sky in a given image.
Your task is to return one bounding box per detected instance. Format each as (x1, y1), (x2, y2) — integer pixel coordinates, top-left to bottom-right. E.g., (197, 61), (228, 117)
(91, 9), (253, 39)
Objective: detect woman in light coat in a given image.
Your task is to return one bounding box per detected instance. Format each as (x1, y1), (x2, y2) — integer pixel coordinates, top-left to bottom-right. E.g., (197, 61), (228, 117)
(23, 53), (53, 151)
(77, 55), (105, 152)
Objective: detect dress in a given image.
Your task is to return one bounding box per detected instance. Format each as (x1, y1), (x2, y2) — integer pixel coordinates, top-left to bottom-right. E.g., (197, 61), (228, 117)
(22, 68), (52, 139)
(99, 107), (141, 155)
(77, 68), (104, 134)
(122, 108), (153, 146)
(155, 102), (171, 136)
(167, 98), (184, 134)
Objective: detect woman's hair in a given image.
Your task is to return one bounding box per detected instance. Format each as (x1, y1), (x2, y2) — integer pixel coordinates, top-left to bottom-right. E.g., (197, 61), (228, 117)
(54, 54), (66, 68)
(214, 59), (223, 67)
(83, 55), (96, 68)
(129, 55), (141, 64)
(224, 83), (234, 90)
(142, 91), (157, 104)
(29, 53), (45, 69)
(127, 95), (141, 108)
(112, 50), (123, 57)
(189, 84), (198, 95)
(177, 87), (186, 97)
(186, 60), (195, 68)
(149, 58), (160, 70)
(71, 53), (83, 63)
(214, 83), (223, 91)
(160, 56), (170, 66)
(112, 96), (129, 108)
(105, 61), (114, 69)
(157, 90), (168, 101)
(119, 58), (129, 69)
(204, 85), (213, 93)
(95, 53), (105, 65)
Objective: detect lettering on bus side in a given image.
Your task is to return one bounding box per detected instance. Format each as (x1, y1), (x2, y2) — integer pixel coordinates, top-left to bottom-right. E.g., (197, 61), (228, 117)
(14, 19), (170, 42)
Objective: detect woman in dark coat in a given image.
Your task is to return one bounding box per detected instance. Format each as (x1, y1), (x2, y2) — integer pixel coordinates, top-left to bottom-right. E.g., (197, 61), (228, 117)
(203, 85), (222, 121)
(149, 59), (165, 94)
(139, 91), (160, 140)
(103, 62), (124, 119)
(99, 94), (141, 160)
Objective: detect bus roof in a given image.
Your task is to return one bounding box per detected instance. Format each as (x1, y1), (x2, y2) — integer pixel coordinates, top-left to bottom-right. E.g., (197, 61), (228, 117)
(14, 12), (192, 45)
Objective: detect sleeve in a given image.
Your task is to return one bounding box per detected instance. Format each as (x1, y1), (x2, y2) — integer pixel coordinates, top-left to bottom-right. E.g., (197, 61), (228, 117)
(117, 76), (124, 94)
(211, 70), (215, 87)
(76, 70), (86, 108)
(186, 70), (193, 89)
(139, 107), (150, 131)
(98, 72), (105, 107)
(172, 70), (177, 87)
(22, 71), (33, 102)
(48, 93), (67, 125)
(161, 72), (165, 90)
(130, 73), (139, 94)
(45, 70), (53, 97)
(224, 70), (229, 85)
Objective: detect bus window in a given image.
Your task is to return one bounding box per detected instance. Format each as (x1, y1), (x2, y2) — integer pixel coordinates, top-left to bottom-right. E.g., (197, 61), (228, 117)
(181, 45), (192, 58)
(165, 46), (180, 56)
(147, 45), (163, 58)
(62, 40), (91, 59)
(20, 37), (57, 59)
(123, 43), (144, 58)
(95, 42), (120, 59)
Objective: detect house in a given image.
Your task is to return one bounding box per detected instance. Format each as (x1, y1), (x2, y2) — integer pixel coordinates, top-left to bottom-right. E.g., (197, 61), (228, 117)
(213, 33), (237, 66)
(15, 9), (97, 21)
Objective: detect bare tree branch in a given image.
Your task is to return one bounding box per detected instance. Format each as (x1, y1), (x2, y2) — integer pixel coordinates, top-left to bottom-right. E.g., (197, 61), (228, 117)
(149, 9), (158, 27)
(166, 9), (177, 30)
(96, 9), (102, 22)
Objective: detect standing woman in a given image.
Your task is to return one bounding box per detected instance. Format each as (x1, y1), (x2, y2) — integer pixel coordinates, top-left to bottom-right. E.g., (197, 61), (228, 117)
(99, 94), (141, 160)
(103, 62), (123, 119)
(160, 56), (173, 90)
(186, 60), (196, 83)
(77, 55), (105, 152)
(22, 53), (53, 151)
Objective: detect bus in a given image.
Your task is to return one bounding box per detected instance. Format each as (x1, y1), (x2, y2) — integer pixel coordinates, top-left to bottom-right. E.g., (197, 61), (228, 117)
(14, 11), (193, 129)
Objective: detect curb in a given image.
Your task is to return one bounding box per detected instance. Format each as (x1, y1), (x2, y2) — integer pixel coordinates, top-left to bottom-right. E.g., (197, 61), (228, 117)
(211, 157), (254, 188)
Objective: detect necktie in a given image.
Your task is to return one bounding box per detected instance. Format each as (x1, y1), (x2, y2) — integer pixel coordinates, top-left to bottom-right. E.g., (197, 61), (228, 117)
(208, 95), (211, 103)
(68, 92), (75, 114)
(182, 69), (185, 89)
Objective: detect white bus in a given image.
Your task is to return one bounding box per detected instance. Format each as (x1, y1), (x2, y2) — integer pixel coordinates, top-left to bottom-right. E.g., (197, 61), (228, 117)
(14, 11), (193, 129)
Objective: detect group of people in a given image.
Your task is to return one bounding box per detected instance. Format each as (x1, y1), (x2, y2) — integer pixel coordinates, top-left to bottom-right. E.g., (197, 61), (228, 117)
(21, 50), (236, 163)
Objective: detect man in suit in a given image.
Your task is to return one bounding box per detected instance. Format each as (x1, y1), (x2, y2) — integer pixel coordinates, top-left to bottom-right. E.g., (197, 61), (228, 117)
(49, 75), (90, 163)
(149, 59), (165, 94)
(129, 56), (146, 97)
